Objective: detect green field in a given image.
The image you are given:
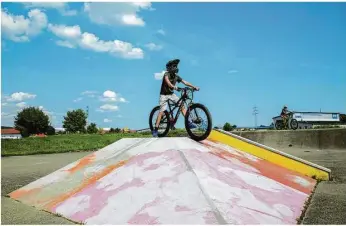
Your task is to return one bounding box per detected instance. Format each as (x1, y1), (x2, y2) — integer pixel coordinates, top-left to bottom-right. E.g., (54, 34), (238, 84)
(1, 130), (188, 157)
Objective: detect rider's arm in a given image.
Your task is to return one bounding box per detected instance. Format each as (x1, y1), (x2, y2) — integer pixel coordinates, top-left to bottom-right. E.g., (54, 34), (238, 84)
(181, 80), (198, 90)
(164, 74), (177, 90)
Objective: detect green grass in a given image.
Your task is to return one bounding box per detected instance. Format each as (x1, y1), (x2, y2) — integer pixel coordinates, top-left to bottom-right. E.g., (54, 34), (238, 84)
(1, 130), (189, 157)
(1, 133), (152, 157)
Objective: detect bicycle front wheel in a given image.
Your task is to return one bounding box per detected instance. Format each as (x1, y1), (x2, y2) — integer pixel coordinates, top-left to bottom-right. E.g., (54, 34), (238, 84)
(185, 103), (212, 141)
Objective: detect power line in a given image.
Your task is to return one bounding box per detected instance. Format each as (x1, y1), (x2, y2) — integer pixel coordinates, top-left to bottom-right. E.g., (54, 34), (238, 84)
(252, 106), (259, 128)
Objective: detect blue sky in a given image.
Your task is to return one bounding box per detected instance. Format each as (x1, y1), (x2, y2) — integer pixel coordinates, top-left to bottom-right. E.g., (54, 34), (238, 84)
(1, 2), (346, 129)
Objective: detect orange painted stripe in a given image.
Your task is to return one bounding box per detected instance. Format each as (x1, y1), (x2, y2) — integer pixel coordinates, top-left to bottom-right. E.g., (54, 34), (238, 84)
(9, 187), (41, 200)
(66, 153), (96, 174)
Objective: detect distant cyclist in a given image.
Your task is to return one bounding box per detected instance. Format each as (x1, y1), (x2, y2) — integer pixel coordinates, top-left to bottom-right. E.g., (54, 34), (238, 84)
(152, 59), (199, 137)
(280, 105), (291, 129)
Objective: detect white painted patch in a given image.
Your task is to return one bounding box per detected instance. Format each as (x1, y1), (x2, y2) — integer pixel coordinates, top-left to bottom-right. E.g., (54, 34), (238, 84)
(196, 175), (283, 223)
(55, 195), (91, 217)
(273, 204), (294, 217)
(96, 152), (180, 192)
(292, 176), (311, 187)
(232, 170), (286, 192)
(84, 165), (106, 177)
(24, 171), (68, 189)
(242, 152), (260, 162)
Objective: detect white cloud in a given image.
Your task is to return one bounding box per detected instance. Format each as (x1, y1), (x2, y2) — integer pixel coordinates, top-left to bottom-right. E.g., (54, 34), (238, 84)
(23, 2), (77, 16)
(16, 102), (27, 108)
(6, 92), (36, 102)
(145, 43), (162, 51)
(81, 90), (98, 98)
(100, 90), (128, 102)
(228, 69), (238, 74)
(119, 97), (127, 103)
(1, 112), (15, 118)
(157, 29), (165, 36)
(103, 90), (116, 98)
(1, 8), (48, 42)
(48, 24), (144, 59)
(48, 24), (82, 40)
(56, 40), (76, 48)
(73, 97), (83, 102)
(154, 71), (166, 80)
(98, 104), (119, 112)
(83, 2), (153, 27)
(81, 90), (98, 95)
(104, 118), (112, 123)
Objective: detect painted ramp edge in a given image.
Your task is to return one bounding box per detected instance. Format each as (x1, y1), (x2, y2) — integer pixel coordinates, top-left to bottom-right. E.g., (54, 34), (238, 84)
(208, 129), (331, 181)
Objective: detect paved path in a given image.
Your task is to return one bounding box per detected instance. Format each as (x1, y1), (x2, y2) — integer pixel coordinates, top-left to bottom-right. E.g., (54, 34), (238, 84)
(1, 151), (92, 225)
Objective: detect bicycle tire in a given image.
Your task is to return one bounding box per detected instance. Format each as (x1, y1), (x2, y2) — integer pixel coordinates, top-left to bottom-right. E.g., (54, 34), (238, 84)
(275, 121), (283, 130)
(185, 103), (212, 141)
(290, 119), (299, 130)
(149, 106), (171, 137)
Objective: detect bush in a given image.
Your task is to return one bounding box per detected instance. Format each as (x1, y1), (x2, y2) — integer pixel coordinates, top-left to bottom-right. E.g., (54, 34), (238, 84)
(223, 122), (232, 131)
(47, 126), (56, 135)
(87, 123), (98, 134)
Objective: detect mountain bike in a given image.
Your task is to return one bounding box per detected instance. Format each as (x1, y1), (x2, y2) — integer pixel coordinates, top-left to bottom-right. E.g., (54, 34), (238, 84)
(149, 87), (212, 141)
(275, 112), (299, 130)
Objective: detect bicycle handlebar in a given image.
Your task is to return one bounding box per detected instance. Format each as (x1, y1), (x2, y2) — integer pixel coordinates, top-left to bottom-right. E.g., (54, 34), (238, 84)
(176, 86), (198, 92)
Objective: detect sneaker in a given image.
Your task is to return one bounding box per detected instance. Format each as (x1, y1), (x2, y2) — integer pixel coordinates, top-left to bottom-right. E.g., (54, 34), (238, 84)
(188, 121), (197, 129)
(152, 128), (158, 137)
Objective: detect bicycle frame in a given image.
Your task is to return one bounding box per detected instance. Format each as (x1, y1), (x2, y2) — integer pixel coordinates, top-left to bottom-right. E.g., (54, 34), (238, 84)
(162, 88), (198, 128)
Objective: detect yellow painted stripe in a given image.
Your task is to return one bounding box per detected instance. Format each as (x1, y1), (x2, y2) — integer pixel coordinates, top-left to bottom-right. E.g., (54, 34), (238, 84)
(208, 130), (330, 181)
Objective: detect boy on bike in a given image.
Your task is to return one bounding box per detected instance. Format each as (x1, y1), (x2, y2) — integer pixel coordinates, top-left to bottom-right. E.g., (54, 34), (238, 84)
(152, 59), (199, 137)
(280, 105), (291, 129)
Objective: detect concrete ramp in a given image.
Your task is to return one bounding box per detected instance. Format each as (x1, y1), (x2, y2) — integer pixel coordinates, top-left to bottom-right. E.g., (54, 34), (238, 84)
(9, 137), (317, 224)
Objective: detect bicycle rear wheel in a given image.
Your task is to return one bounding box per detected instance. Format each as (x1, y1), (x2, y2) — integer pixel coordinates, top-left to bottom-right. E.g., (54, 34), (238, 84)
(185, 103), (212, 141)
(149, 106), (171, 137)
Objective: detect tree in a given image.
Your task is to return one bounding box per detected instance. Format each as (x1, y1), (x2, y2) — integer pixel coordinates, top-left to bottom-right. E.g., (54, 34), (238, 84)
(87, 123), (98, 134)
(62, 109), (87, 133)
(109, 128), (115, 133)
(47, 126), (56, 135)
(115, 128), (121, 133)
(14, 107), (50, 136)
(223, 122), (232, 131)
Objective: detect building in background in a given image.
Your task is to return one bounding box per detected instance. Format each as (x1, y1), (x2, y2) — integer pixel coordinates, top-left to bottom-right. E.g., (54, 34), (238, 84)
(1, 128), (22, 139)
(272, 112), (341, 129)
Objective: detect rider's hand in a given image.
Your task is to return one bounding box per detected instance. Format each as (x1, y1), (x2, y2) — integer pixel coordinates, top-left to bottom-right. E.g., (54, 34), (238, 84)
(194, 86), (200, 91)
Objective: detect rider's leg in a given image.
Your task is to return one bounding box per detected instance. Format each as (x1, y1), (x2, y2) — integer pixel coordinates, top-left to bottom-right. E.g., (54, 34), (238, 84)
(153, 95), (168, 137)
(283, 115), (288, 129)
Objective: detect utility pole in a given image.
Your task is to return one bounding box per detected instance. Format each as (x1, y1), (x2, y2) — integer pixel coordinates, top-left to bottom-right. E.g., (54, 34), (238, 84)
(253, 106), (259, 128)
(86, 106), (89, 125)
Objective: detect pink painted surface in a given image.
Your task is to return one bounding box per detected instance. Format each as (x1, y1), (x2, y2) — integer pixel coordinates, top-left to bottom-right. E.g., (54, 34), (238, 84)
(9, 138), (316, 224)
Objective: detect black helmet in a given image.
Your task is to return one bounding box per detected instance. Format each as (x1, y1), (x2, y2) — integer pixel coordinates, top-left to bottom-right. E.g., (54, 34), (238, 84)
(166, 59), (180, 73)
